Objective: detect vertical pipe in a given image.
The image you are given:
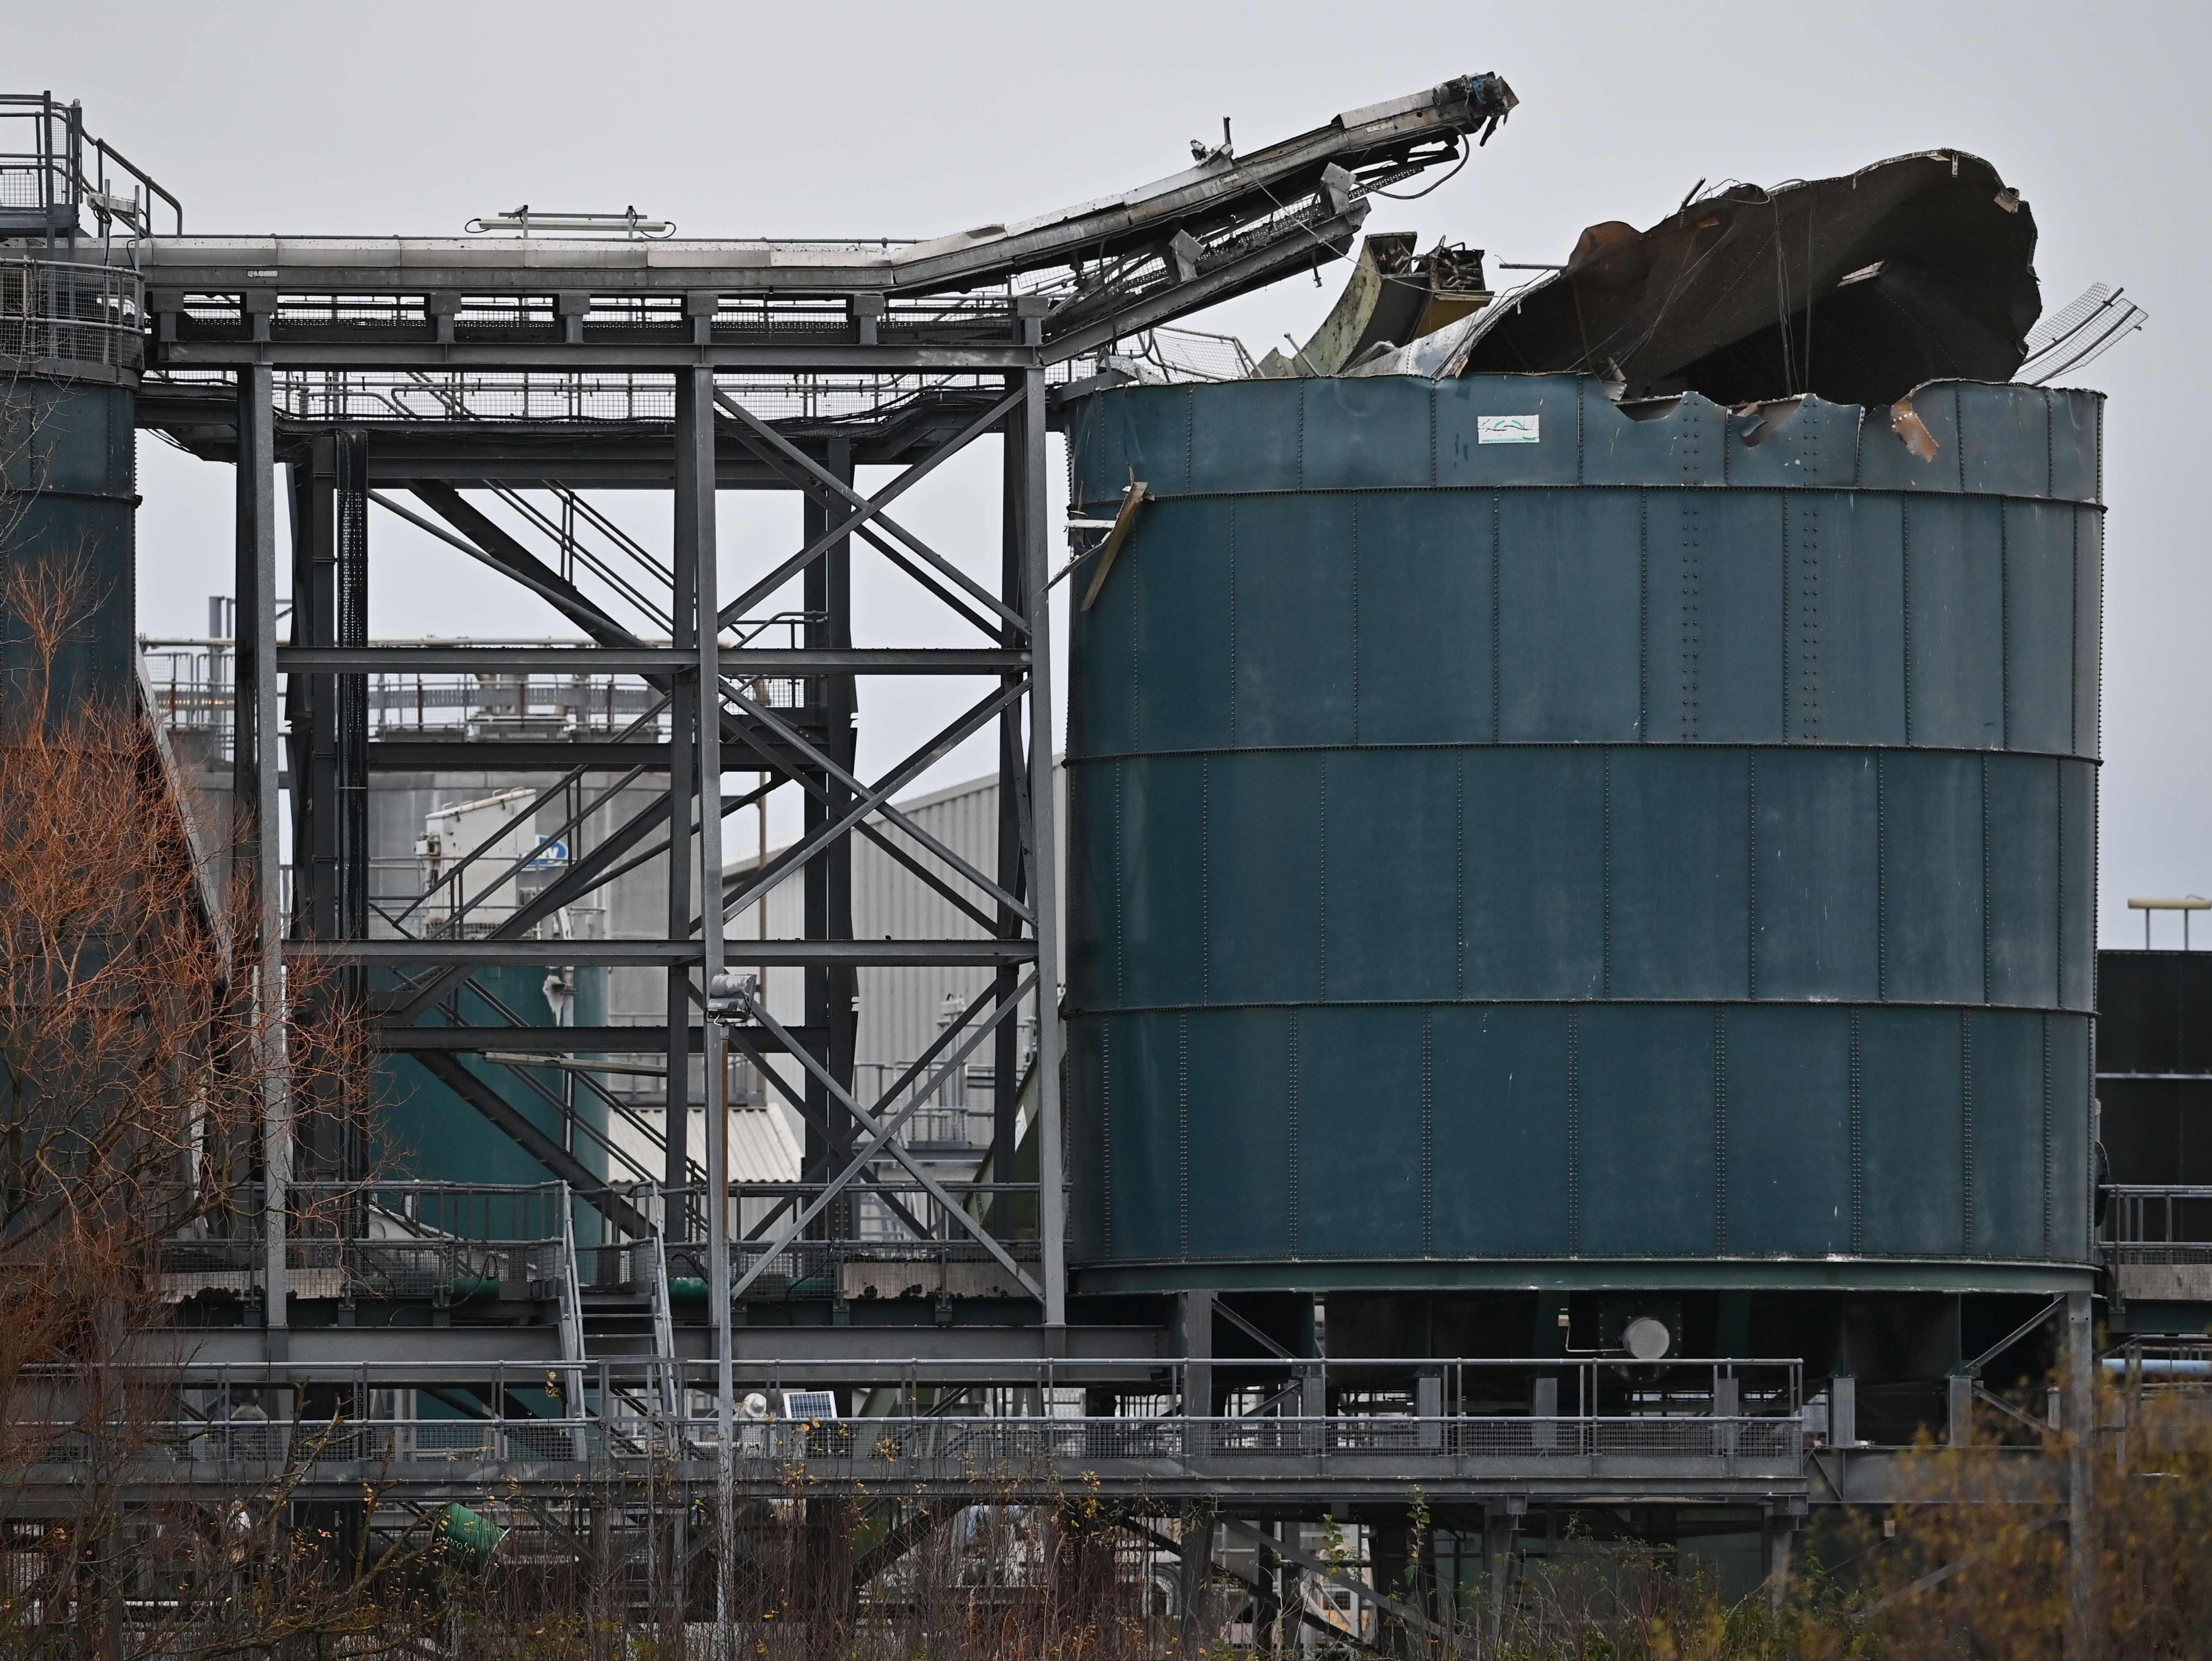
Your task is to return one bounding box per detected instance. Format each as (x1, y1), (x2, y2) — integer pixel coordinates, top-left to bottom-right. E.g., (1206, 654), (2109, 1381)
(237, 364), (287, 1342)
(1017, 367), (1067, 1326)
(675, 366), (733, 1643)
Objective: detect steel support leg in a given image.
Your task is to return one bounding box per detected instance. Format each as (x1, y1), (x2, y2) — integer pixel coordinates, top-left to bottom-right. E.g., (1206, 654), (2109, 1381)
(1178, 1504), (1216, 1652)
(1016, 368), (1067, 1326)
(991, 422), (1027, 1229)
(1483, 1505), (1519, 1649)
(1947, 1371), (1975, 1447)
(665, 464), (697, 1228)
(1761, 1510), (1796, 1615)
(2066, 1288), (2095, 1661)
(801, 444), (857, 1242)
(237, 365), (288, 1346)
(676, 366), (733, 1652)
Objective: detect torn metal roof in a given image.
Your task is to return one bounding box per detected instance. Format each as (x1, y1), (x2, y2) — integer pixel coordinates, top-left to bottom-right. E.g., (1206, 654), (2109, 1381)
(1348, 150), (2044, 405)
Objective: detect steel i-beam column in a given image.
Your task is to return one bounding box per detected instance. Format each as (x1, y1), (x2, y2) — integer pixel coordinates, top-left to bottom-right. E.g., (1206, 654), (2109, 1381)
(992, 413), (1028, 1230)
(236, 364), (288, 1342)
(665, 448), (698, 1230)
(1017, 368), (1067, 1326)
(287, 432), (369, 1185)
(801, 443), (857, 1240)
(287, 437), (336, 945)
(675, 365), (734, 1638)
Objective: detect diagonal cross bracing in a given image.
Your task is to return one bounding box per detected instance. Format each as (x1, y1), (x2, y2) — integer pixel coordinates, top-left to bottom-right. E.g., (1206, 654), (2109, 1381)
(726, 983), (1043, 1298)
(715, 387), (1028, 632)
(717, 677), (1033, 926)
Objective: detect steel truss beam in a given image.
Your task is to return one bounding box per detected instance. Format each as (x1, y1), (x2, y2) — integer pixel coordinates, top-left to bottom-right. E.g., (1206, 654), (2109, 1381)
(725, 972), (1038, 1300)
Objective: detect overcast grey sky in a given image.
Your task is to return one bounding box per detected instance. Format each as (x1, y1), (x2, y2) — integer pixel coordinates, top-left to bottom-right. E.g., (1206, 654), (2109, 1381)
(24, 0), (2210, 942)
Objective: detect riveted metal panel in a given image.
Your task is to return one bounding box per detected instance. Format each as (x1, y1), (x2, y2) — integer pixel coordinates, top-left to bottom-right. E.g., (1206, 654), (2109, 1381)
(1233, 493), (1358, 747)
(1434, 374), (1584, 487)
(1723, 1006), (1854, 1254)
(1131, 498), (1234, 752)
(1184, 1010), (1294, 1259)
(1607, 748), (1752, 1000)
(1818, 492), (1910, 745)
(1101, 1012), (1182, 1260)
(1430, 1006), (1574, 1254)
(1188, 378), (1303, 495)
(1497, 490), (1643, 740)
(1303, 374), (1434, 490)
(1880, 751), (1987, 1005)
(1463, 749), (1606, 999)
(1903, 493), (2007, 750)
(2058, 760), (2097, 1012)
(1986, 758), (2062, 1006)
(1969, 1010), (2048, 1258)
(2048, 391), (2102, 505)
(1353, 490), (1493, 744)
(1298, 1006), (1425, 1257)
(1577, 1005), (1716, 1254)
(1858, 380), (1965, 494)
(1062, 373), (2099, 1292)
(1958, 382), (2056, 499)
(2003, 500), (2080, 753)
(2071, 507), (2104, 761)
(2046, 1014), (2093, 1253)
(1066, 1018), (1110, 1258)
(1320, 749), (1459, 1001)
(1065, 758), (1119, 1010)
(1579, 383), (1727, 485)
(1856, 1008), (1967, 1256)
(1116, 754), (1207, 1009)
(1205, 751), (1322, 1005)
(1752, 750), (1881, 1000)
(1688, 491), (1788, 742)
(1069, 532), (1136, 758)
(1722, 395), (1863, 490)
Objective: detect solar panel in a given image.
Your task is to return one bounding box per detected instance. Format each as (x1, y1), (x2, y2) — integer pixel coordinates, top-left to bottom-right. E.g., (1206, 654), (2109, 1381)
(781, 1390), (839, 1422)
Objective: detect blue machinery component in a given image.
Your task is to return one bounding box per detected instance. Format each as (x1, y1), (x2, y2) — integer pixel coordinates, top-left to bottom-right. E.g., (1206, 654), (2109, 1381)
(1066, 373), (2100, 1294)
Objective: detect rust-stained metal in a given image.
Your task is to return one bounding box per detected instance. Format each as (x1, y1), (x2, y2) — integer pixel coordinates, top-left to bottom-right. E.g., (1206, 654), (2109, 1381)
(1350, 150), (2042, 405)
(1889, 396), (1942, 462)
(1079, 479), (1150, 611)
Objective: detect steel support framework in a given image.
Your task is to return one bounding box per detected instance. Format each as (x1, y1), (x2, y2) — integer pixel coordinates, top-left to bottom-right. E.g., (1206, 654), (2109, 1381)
(223, 344), (1073, 1343)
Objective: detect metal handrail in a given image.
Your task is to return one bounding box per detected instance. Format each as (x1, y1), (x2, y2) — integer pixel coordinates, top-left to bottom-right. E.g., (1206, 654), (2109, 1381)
(0, 255), (144, 375)
(23, 1412), (1805, 1473)
(0, 93), (181, 237)
(2102, 1185), (2212, 1248)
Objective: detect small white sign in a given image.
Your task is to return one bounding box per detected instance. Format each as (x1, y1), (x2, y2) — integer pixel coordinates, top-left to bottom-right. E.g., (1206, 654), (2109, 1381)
(524, 838), (569, 870)
(1477, 414), (1541, 445)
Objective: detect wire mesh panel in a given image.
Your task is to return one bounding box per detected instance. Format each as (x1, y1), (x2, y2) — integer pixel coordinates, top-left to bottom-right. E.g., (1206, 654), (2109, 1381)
(0, 258), (144, 374)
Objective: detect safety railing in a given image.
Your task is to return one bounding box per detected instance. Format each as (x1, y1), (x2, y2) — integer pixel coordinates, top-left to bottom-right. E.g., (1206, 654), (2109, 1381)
(734, 1415), (1803, 1470)
(0, 92), (180, 237)
(17, 1351), (1807, 1487)
(2103, 1186), (2212, 1264)
(41, 1413), (1799, 1477)
(0, 255), (144, 376)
